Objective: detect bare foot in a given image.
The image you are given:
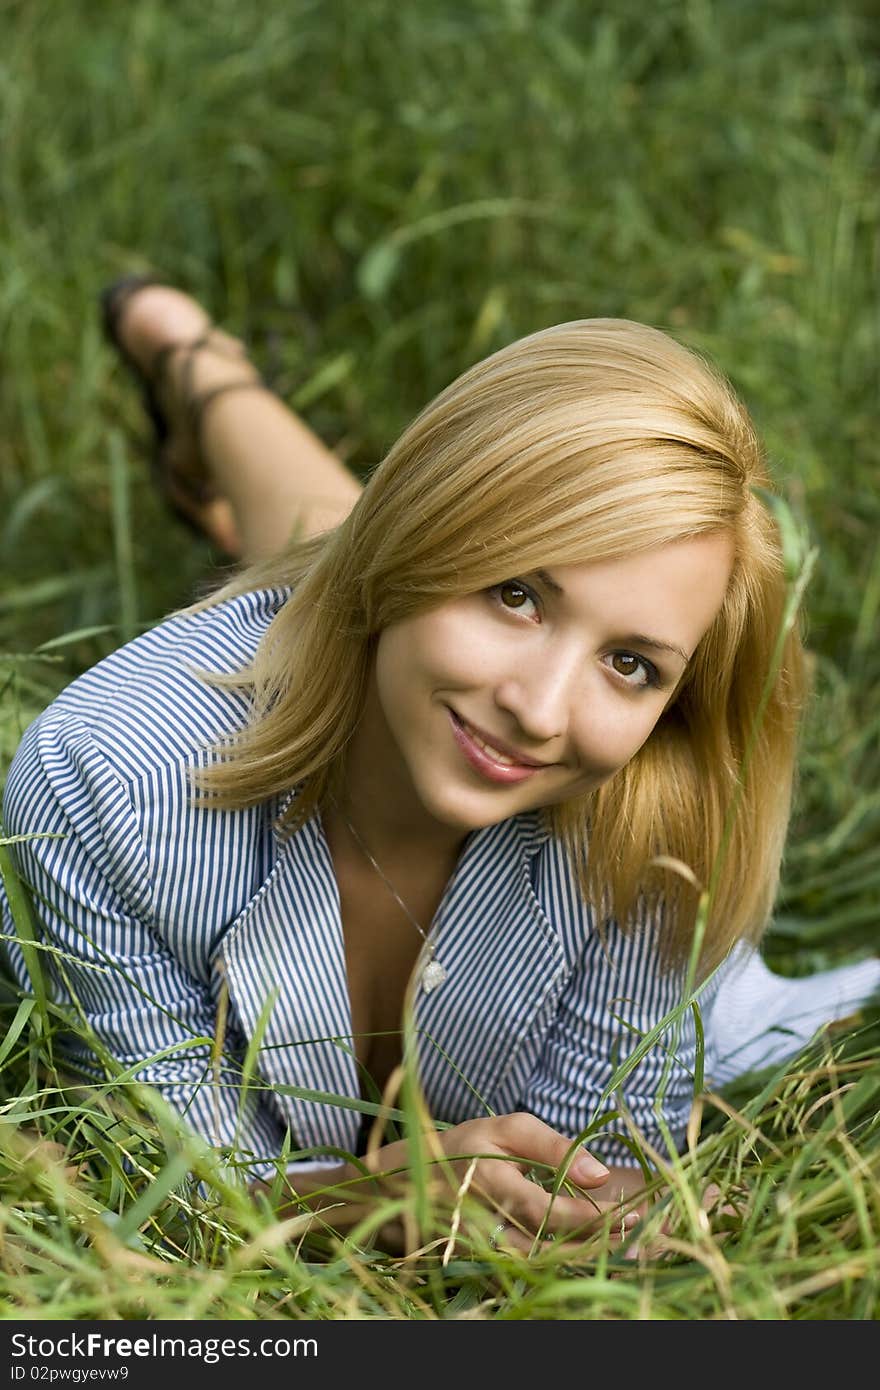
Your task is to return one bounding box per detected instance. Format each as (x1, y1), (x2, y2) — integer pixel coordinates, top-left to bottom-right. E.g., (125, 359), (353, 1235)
(109, 284), (263, 556)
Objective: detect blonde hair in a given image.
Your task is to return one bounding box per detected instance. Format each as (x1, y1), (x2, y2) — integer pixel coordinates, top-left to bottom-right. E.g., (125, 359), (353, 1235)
(194, 318), (806, 976)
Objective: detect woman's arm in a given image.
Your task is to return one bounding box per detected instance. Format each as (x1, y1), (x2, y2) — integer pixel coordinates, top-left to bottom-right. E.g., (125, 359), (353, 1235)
(1, 712), (290, 1186)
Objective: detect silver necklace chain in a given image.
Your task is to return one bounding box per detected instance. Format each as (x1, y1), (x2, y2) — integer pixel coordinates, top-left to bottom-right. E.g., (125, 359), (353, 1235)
(337, 809), (448, 995)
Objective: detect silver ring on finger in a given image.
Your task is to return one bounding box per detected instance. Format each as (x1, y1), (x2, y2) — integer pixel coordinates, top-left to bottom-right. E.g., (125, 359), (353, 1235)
(488, 1221), (508, 1251)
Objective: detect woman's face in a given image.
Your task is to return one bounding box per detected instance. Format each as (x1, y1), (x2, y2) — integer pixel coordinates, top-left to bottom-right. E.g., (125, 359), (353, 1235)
(355, 531), (735, 839)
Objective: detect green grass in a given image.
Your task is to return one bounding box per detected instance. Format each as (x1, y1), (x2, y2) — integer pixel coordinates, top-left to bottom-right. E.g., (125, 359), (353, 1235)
(1, 0), (879, 1319)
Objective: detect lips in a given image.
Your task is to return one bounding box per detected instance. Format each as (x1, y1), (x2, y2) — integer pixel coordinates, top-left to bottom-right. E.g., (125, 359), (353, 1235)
(448, 709), (550, 785)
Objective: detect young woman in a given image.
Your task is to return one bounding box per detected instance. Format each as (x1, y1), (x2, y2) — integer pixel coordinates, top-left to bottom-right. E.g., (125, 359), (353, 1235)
(2, 282), (877, 1253)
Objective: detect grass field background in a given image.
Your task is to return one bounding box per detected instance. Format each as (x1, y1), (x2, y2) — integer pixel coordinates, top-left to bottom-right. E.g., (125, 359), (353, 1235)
(1, 0), (878, 1318)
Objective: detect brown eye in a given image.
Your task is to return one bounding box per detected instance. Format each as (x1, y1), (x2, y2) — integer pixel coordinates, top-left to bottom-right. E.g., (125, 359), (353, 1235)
(606, 652), (658, 688)
(499, 582), (529, 609)
(490, 580), (540, 619)
(611, 654), (640, 676)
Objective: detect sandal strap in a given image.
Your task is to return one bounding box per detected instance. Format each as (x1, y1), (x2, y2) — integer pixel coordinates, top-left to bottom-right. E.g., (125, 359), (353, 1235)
(100, 276), (269, 530)
(189, 378), (270, 456)
(150, 330), (264, 444)
(149, 326), (247, 387)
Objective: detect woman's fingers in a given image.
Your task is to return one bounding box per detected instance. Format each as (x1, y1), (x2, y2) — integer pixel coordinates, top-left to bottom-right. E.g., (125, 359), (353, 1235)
(490, 1112), (611, 1187)
(468, 1155), (639, 1240)
(439, 1112), (610, 1190)
(428, 1113), (637, 1246)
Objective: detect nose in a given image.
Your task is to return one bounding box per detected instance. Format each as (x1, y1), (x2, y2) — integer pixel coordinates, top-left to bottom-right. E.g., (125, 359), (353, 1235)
(493, 643), (582, 746)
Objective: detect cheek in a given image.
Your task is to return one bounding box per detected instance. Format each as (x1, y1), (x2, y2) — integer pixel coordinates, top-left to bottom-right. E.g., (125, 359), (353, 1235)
(373, 609), (483, 725)
(571, 697), (668, 773)
(388, 605), (503, 686)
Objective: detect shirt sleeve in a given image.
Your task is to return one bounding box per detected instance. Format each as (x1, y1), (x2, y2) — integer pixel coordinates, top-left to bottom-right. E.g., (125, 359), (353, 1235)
(520, 902), (709, 1168)
(0, 712), (308, 1187)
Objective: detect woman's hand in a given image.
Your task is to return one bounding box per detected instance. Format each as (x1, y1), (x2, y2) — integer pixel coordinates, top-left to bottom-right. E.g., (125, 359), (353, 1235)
(402, 1112), (640, 1253)
(261, 1112), (640, 1254)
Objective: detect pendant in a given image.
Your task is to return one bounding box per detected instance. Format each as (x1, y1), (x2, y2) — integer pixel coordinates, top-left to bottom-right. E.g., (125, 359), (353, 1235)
(421, 956), (448, 995)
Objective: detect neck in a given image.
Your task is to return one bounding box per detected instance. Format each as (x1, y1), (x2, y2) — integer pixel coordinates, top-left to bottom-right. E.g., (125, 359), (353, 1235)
(325, 789), (468, 870)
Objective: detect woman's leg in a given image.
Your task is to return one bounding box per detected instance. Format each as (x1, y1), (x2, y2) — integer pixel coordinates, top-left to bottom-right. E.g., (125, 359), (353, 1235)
(112, 285), (364, 563)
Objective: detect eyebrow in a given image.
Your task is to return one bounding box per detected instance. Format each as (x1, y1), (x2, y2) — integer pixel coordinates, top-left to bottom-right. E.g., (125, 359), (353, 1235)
(619, 633), (690, 665)
(533, 569), (691, 666)
(534, 568), (565, 594)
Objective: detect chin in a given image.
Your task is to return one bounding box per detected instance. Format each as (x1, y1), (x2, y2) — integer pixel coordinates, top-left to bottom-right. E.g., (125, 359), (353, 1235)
(408, 775), (497, 830)
(415, 777), (541, 834)
(428, 797), (501, 834)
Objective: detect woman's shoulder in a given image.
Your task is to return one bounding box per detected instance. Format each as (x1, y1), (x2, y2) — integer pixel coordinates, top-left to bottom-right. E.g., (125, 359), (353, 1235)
(17, 586), (291, 788)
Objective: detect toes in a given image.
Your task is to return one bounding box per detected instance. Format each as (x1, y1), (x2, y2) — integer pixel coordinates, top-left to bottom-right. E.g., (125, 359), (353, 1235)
(117, 287), (212, 374)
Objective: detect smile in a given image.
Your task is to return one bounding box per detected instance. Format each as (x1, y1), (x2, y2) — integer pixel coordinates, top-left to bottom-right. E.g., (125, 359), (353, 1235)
(447, 709), (549, 784)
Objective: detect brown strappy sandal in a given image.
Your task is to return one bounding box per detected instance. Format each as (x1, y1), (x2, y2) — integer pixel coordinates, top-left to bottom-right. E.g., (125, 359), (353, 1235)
(100, 274), (265, 543)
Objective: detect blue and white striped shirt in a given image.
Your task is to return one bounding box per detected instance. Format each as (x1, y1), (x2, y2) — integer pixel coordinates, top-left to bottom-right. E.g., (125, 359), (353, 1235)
(3, 588), (878, 1182)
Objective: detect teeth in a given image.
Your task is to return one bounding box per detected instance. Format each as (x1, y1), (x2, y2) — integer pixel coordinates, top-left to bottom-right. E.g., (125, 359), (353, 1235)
(466, 725), (517, 766)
